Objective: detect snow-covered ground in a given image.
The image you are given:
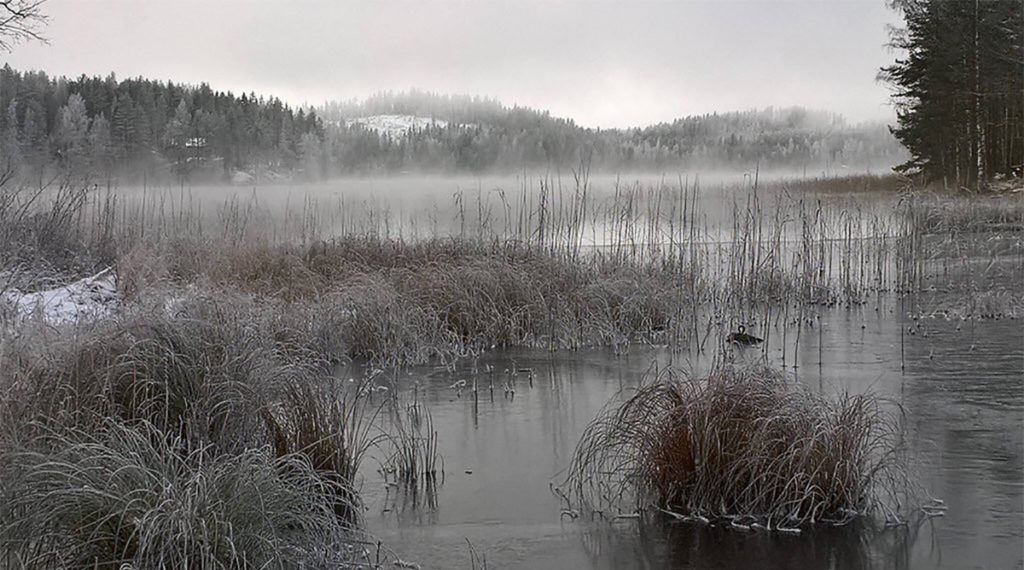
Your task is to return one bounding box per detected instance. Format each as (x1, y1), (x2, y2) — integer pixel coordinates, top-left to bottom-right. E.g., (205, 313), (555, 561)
(2, 267), (119, 325)
(348, 114), (448, 139)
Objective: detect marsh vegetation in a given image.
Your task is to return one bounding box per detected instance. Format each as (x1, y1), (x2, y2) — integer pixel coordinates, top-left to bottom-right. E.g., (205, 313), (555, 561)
(0, 165), (1020, 568)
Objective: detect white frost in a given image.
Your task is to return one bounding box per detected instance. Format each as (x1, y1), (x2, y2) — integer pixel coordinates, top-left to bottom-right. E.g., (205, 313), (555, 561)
(2, 267), (119, 324)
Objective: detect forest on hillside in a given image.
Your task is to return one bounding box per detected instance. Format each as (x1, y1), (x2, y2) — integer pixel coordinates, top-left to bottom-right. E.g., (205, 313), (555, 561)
(319, 92), (904, 175)
(0, 67), (904, 184)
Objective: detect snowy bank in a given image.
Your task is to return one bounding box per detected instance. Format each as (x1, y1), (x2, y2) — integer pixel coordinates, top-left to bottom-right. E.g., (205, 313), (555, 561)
(2, 267), (119, 324)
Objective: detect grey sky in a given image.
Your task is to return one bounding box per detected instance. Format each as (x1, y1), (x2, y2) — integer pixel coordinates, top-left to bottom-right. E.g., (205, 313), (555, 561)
(3, 0), (900, 128)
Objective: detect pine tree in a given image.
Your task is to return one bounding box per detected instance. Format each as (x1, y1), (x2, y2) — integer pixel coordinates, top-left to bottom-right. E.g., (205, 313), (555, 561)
(882, 0), (1023, 188)
(111, 92), (136, 166)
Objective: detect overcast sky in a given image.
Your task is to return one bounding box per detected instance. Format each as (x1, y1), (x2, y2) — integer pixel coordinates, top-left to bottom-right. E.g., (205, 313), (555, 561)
(3, 0), (900, 128)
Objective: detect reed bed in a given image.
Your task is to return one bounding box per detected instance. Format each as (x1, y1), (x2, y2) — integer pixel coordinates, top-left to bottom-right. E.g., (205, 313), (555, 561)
(923, 287), (1024, 320)
(0, 175), (115, 292)
(0, 294), (384, 568)
(4, 172), (1021, 365)
(905, 193), (1024, 235)
(561, 365), (911, 530)
(0, 420), (361, 569)
(4, 169), (1021, 369)
(108, 238), (698, 367)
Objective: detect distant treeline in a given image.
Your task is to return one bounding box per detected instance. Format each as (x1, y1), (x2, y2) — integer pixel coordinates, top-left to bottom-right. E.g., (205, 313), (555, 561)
(0, 66), (903, 183)
(0, 65), (323, 182)
(319, 91), (905, 174)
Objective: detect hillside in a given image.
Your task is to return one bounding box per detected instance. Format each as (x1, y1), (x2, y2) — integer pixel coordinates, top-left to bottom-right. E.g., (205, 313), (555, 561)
(318, 91), (905, 174)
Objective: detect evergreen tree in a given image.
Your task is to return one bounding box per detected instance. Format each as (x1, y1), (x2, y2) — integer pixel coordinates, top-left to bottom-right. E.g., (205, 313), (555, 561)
(111, 92), (136, 166)
(165, 98), (191, 177)
(882, 0), (1023, 188)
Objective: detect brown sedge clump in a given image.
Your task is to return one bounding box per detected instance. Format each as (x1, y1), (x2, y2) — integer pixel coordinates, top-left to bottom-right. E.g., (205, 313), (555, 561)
(562, 364), (916, 530)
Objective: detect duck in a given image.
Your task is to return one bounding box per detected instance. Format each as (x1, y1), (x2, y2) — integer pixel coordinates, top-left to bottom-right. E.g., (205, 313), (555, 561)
(727, 325), (763, 346)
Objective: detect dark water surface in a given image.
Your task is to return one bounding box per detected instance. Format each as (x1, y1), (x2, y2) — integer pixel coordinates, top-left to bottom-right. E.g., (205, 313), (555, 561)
(353, 293), (1024, 570)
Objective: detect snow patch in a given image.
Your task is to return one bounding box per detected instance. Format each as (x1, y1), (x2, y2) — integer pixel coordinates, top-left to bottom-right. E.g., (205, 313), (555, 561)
(348, 115), (447, 139)
(2, 267), (119, 324)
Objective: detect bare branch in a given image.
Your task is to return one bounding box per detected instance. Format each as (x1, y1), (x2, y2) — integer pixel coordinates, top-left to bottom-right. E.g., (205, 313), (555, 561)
(0, 0), (48, 52)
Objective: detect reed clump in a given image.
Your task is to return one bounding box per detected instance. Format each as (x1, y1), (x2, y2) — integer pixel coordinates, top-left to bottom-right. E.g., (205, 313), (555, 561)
(563, 365), (911, 529)
(373, 397), (444, 514)
(262, 375), (381, 522)
(386, 402), (441, 486)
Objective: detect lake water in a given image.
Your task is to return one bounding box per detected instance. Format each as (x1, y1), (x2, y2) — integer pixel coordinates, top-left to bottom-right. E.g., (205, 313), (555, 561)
(351, 290), (1023, 569)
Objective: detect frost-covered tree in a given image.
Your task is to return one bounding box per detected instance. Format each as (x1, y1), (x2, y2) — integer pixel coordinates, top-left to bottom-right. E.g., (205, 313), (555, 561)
(56, 93), (89, 168)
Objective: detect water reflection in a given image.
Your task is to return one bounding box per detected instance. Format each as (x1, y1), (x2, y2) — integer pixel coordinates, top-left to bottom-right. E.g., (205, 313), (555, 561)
(577, 518), (930, 570)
